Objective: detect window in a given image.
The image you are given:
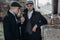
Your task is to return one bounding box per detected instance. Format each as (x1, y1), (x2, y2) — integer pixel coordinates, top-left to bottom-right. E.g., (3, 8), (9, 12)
(37, 0), (53, 15)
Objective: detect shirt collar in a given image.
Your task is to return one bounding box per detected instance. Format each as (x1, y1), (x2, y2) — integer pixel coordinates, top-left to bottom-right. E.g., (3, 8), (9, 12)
(28, 10), (33, 14)
(9, 10), (15, 16)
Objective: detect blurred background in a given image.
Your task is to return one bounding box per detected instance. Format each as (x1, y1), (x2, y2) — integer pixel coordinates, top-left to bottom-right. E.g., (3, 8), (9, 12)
(0, 0), (59, 40)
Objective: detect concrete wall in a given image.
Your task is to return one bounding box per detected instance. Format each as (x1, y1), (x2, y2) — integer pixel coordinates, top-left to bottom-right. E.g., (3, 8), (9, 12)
(58, 0), (60, 14)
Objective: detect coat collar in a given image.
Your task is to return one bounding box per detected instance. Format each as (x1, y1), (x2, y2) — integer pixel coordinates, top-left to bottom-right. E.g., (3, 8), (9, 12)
(9, 10), (16, 16)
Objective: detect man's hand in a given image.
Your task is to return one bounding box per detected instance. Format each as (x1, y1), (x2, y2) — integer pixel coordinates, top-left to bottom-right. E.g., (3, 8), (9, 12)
(20, 16), (25, 24)
(32, 24), (37, 32)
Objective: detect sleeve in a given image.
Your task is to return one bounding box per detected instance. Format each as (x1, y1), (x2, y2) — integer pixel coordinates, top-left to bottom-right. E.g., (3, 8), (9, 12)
(37, 12), (48, 28)
(3, 16), (12, 40)
(10, 17), (20, 39)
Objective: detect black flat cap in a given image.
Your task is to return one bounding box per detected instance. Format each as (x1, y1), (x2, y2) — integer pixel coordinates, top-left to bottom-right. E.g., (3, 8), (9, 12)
(11, 2), (22, 7)
(26, 1), (34, 5)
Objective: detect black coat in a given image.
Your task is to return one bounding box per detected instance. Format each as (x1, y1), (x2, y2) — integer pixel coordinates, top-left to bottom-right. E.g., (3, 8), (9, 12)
(21, 9), (48, 40)
(3, 11), (21, 40)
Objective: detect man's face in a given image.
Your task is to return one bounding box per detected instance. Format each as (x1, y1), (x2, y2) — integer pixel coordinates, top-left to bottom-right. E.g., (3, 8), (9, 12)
(26, 4), (33, 11)
(14, 7), (20, 14)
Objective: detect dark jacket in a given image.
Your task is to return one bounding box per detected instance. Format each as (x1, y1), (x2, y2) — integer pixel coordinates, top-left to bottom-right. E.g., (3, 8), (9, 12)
(21, 9), (48, 40)
(22, 8), (48, 32)
(3, 11), (21, 40)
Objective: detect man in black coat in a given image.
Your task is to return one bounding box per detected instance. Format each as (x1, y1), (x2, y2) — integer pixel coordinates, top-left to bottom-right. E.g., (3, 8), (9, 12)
(21, 1), (48, 40)
(3, 2), (25, 40)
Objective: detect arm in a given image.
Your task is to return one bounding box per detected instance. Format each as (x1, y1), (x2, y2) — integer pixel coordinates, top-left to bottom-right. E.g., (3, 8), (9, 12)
(3, 16), (12, 40)
(36, 12), (48, 29)
(10, 17), (20, 39)
(32, 12), (48, 32)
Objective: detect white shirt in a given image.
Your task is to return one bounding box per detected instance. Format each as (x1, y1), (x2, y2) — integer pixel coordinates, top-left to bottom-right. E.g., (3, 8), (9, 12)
(28, 10), (33, 19)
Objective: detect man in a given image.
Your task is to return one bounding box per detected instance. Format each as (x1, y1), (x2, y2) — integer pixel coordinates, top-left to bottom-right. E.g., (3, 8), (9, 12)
(21, 1), (48, 40)
(3, 2), (24, 40)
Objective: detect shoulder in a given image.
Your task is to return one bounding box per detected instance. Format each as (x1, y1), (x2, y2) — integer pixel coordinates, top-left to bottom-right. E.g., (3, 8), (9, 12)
(3, 14), (10, 21)
(35, 11), (46, 19)
(4, 11), (13, 20)
(34, 11), (41, 15)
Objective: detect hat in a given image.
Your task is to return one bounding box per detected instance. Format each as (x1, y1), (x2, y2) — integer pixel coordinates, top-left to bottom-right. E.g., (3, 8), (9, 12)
(26, 1), (34, 5)
(11, 2), (22, 7)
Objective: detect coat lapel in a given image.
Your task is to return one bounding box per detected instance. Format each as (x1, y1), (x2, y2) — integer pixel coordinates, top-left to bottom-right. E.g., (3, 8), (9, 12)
(30, 11), (35, 21)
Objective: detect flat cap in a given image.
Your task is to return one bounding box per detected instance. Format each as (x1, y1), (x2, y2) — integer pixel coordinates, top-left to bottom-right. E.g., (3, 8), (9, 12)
(26, 1), (34, 5)
(11, 2), (22, 7)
